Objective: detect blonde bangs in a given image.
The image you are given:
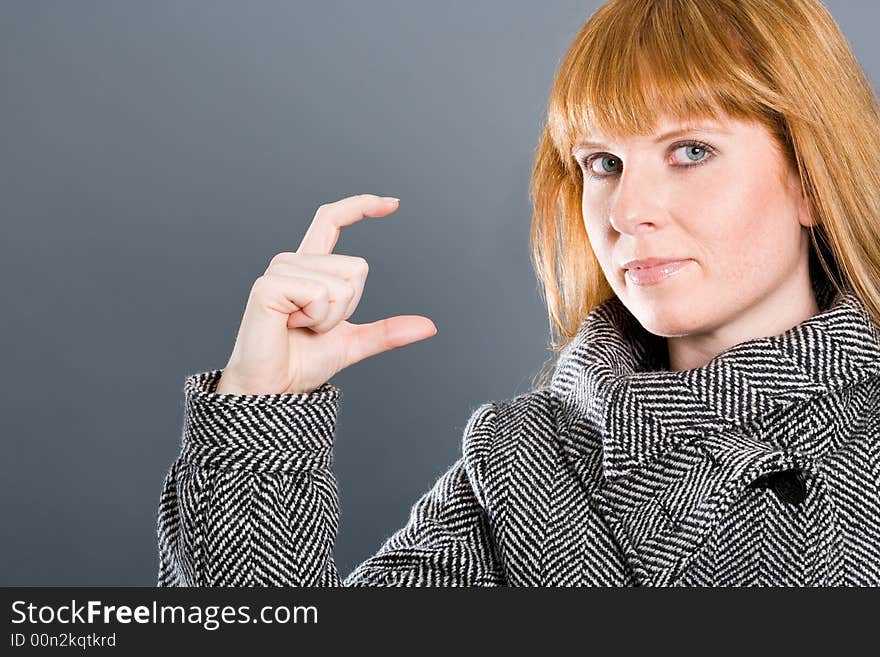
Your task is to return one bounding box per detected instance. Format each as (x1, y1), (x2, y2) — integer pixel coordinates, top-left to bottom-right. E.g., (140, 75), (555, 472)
(546, 0), (794, 175)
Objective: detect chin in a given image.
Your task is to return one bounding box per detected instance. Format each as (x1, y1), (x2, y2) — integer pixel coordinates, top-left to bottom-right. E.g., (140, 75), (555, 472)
(629, 298), (704, 338)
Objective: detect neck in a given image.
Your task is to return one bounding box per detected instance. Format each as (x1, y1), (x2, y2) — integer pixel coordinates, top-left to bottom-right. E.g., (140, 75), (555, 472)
(666, 274), (821, 372)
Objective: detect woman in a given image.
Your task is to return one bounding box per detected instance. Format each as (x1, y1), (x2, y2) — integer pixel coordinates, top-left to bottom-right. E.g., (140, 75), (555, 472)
(157, 0), (880, 586)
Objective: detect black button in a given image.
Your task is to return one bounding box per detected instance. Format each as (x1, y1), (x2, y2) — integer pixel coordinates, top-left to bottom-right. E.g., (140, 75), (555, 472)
(748, 468), (807, 506)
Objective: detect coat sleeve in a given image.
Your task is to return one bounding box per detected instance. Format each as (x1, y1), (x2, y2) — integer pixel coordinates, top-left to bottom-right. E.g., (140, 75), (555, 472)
(157, 369), (506, 586)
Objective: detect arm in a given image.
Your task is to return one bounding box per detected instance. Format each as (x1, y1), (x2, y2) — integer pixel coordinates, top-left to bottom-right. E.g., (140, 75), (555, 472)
(157, 369), (506, 586)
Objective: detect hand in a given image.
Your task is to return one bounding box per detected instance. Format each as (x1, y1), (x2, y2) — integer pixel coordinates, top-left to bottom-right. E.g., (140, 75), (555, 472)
(215, 194), (437, 395)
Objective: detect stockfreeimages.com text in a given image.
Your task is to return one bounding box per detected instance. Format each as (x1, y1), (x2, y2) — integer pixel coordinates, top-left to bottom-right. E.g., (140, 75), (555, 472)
(10, 599), (317, 631)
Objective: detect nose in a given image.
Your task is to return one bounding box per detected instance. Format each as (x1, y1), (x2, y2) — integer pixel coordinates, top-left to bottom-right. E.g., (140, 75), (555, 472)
(607, 164), (666, 235)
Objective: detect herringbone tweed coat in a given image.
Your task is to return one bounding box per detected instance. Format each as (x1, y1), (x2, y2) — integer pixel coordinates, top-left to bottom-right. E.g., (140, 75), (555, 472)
(157, 275), (880, 586)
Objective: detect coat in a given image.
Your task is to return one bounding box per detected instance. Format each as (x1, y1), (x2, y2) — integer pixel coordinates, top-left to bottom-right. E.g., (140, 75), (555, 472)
(157, 275), (880, 586)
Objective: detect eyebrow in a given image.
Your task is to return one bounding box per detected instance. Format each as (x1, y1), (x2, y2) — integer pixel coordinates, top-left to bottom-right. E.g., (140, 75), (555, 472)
(572, 124), (732, 153)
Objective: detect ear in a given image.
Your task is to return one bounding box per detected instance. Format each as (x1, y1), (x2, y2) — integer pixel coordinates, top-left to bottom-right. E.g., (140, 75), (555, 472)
(796, 193), (819, 228)
(786, 166), (818, 228)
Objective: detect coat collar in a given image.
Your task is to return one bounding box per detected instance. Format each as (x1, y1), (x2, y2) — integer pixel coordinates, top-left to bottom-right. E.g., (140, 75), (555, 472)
(550, 275), (880, 482)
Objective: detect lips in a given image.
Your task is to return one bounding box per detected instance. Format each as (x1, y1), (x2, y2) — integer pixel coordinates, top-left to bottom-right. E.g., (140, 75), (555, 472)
(622, 257), (689, 270)
(624, 259), (694, 286)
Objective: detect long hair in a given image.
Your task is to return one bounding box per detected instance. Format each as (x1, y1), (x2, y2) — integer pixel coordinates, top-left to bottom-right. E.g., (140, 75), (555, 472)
(529, 0), (880, 388)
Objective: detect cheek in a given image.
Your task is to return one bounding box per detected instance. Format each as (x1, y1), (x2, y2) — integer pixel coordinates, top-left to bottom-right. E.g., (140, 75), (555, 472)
(582, 200), (616, 258)
(690, 173), (787, 277)
(581, 215), (606, 260)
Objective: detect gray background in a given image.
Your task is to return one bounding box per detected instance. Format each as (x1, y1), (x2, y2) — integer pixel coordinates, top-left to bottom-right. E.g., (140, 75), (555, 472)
(1, 1), (876, 585)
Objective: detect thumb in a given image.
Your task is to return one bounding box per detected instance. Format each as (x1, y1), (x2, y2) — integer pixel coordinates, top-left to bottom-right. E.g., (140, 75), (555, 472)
(344, 315), (438, 366)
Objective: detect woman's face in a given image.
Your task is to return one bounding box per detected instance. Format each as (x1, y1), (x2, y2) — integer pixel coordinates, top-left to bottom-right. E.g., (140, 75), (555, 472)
(574, 113), (818, 369)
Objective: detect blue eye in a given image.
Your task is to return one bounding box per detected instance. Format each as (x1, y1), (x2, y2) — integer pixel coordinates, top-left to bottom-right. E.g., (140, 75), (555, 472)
(674, 143), (710, 164)
(591, 155), (622, 176)
(580, 140), (716, 181)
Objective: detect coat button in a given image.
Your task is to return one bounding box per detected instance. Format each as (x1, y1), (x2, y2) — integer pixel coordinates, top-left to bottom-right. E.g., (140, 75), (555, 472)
(749, 468), (807, 505)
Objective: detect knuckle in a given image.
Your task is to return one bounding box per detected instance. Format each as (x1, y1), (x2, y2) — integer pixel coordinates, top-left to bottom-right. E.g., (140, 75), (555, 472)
(268, 251), (293, 268)
(251, 275), (270, 298)
(356, 256), (369, 276)
(313, 317), (332, 333)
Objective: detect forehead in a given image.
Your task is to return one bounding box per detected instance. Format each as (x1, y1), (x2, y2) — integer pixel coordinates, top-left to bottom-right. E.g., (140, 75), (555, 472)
(573, 115), (741, 151)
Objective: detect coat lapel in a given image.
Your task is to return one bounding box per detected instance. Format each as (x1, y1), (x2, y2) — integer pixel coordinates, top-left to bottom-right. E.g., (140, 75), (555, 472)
(551, 275), (880, 585)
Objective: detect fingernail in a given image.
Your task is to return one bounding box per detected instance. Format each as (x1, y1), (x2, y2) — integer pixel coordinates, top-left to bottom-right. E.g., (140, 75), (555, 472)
(382, 197), (400, 203)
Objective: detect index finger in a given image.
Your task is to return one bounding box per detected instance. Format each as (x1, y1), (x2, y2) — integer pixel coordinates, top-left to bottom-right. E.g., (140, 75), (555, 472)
(297, 194), (400, 255)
